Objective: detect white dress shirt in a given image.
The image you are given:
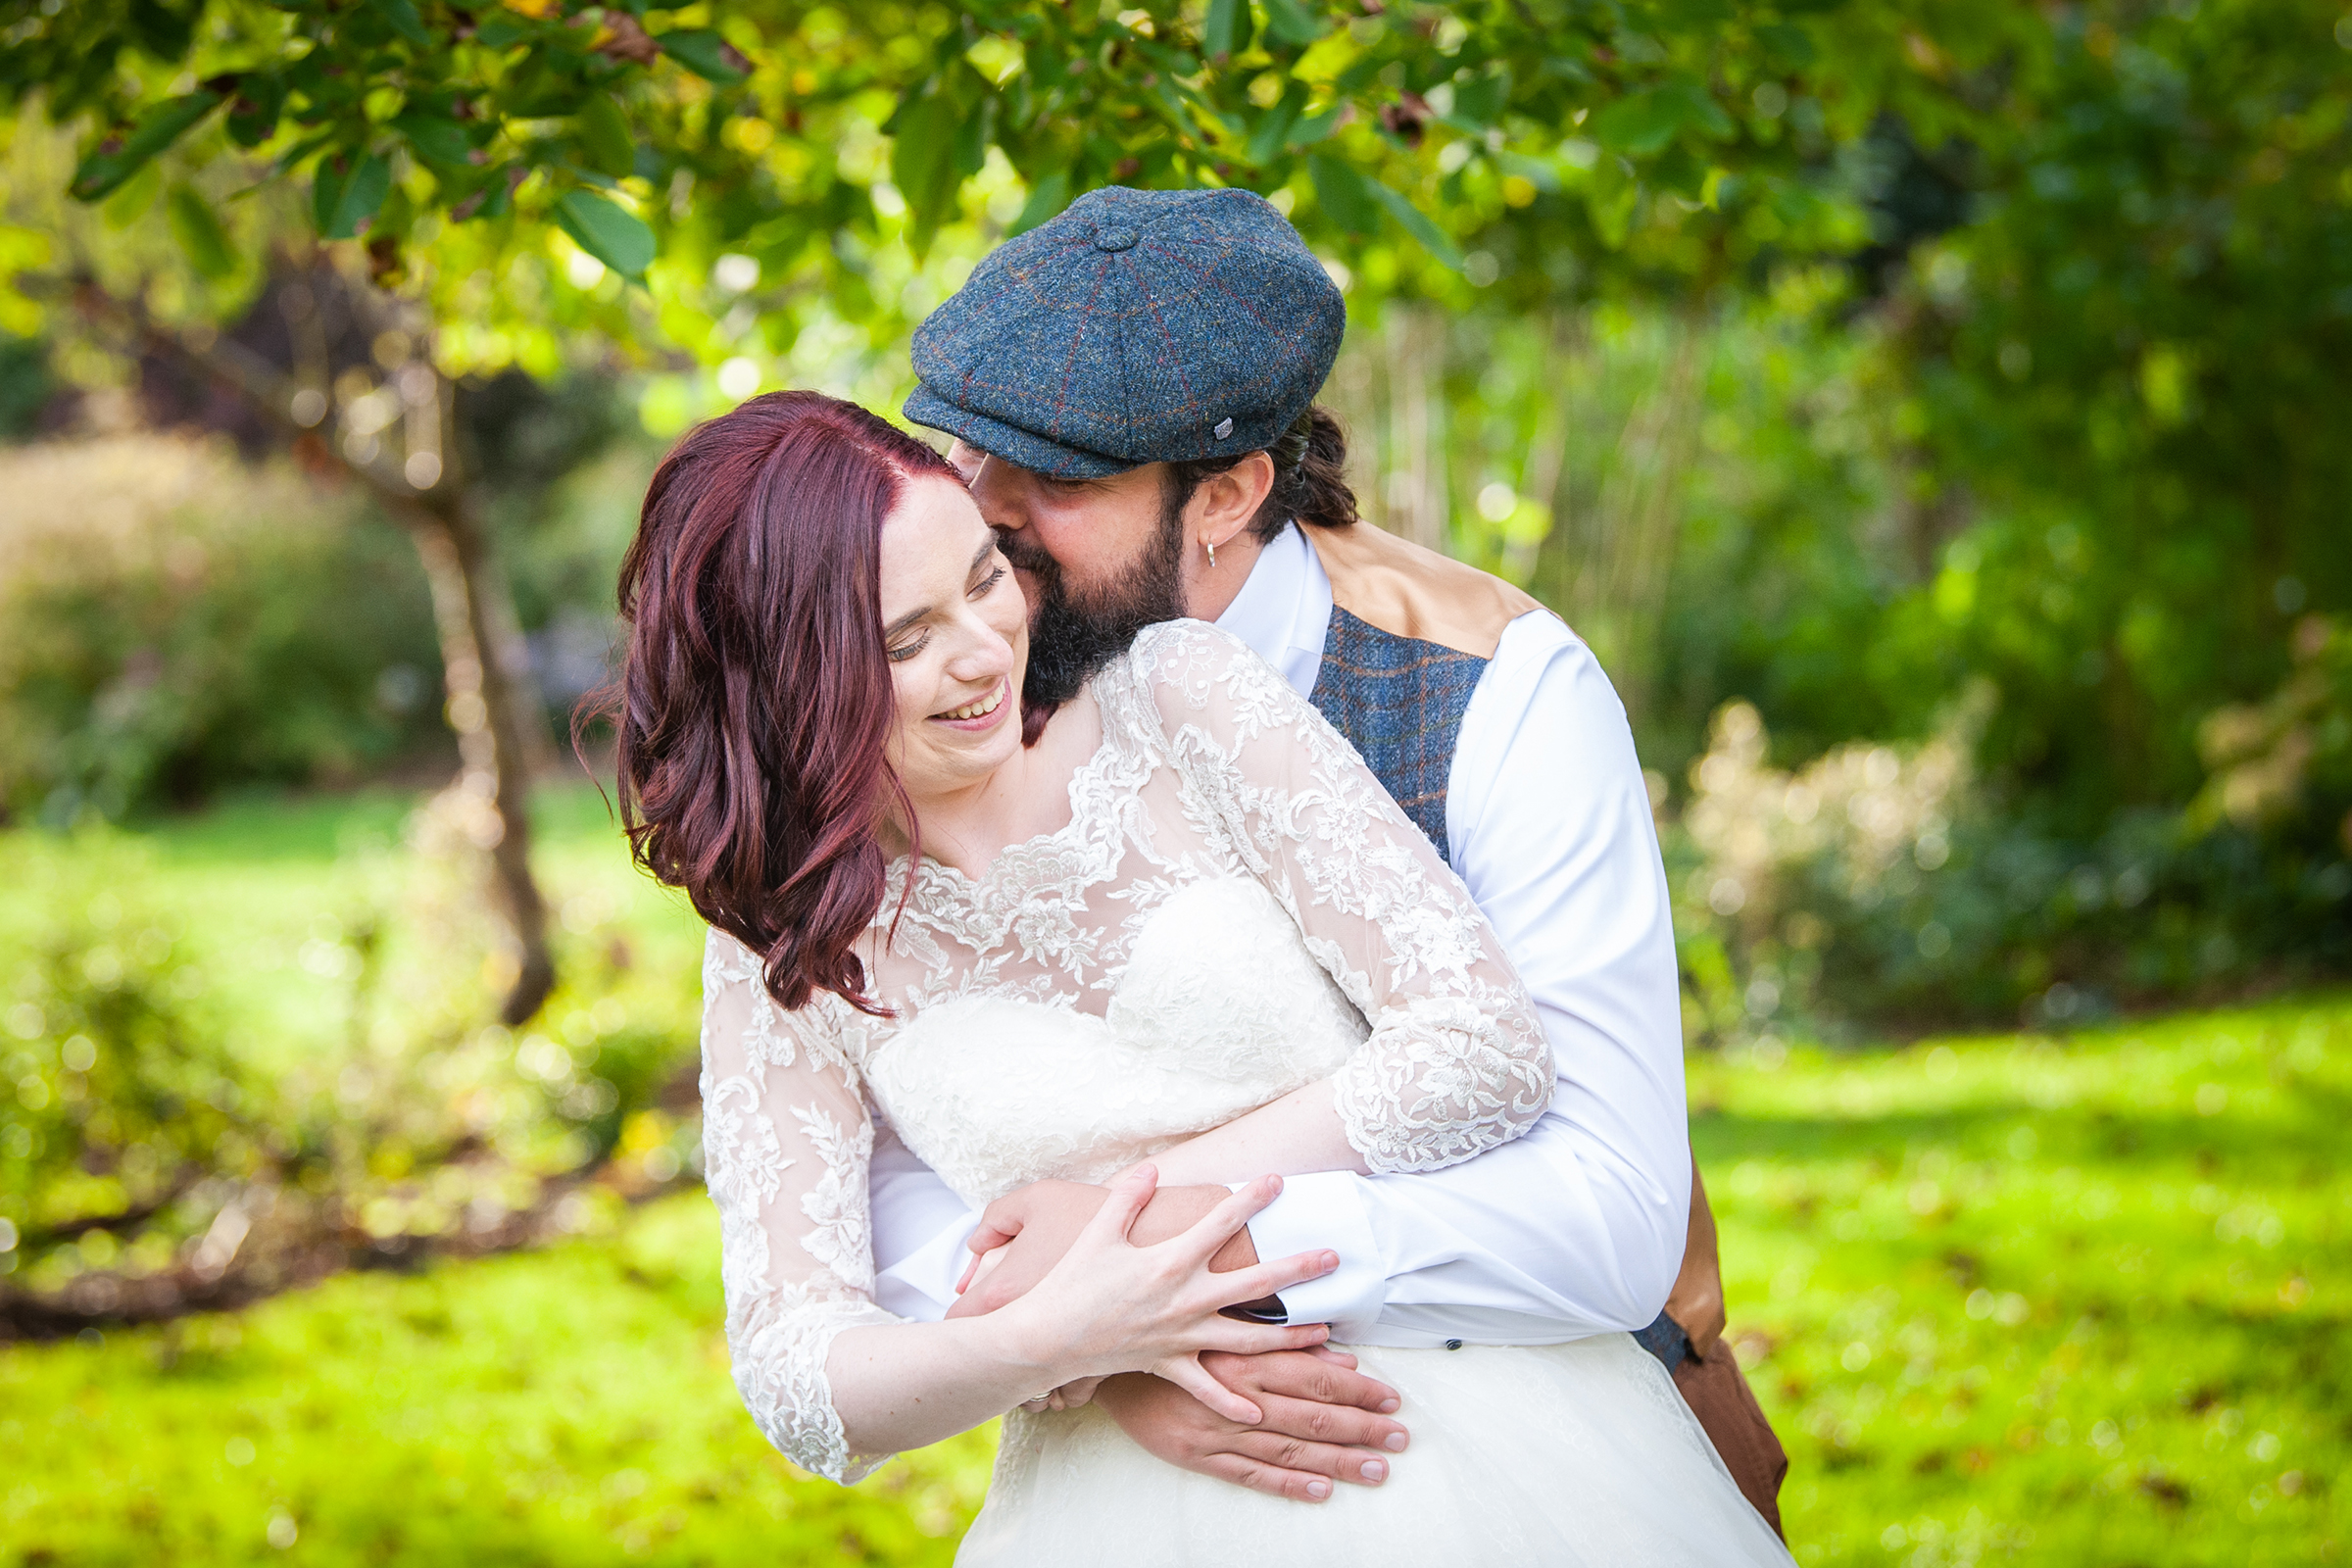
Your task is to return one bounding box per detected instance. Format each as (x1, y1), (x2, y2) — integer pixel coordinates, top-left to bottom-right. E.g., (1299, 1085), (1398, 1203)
(869, 522), (1691, 1346)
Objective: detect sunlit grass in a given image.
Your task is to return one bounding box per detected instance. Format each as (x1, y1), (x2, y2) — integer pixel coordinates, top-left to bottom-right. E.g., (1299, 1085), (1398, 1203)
(0, 1194), (993, 1566)
(1699, 997), (2350, 1565)
(4, 787), (2346, 1565)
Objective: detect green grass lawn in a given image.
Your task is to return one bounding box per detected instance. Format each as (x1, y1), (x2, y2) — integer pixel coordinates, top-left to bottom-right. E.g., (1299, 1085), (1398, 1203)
(3, 786), (2347, 1565)
(0, 1194), (994, 1566)
(1697, 1001), (2349, 1565)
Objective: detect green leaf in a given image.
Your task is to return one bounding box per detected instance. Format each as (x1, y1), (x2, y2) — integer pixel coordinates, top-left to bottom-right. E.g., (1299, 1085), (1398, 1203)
(1202, 0), (1253, 59)
(312, 158), (349, 235)
(225, 75), (286, 149)
(102, 161), (164, 228)
(321, 153), (390, 240)
(1450, 71), (1510, 130)
(1289, 105), (1345, 147)
(577, 95), (635, 179)
(554, 188), (656, 280)
(1260, 0), (1323, 49)
(889, 90), (961, 253)
(70, 91), (222, 203)
(1367, 181), (1462, 270)
(473, 14), (533, 49)
(380, 0), (432, 47)
(472, 164), (523, 221)
(1246, 82), (1307, 167)
(1009, 168), (1071, 235)
(167, 184), (238, 279)
(1589, 81), (1730, 156)
(658, 29), (747, 85)
(951, 90), (995, 181)
(1307, 153), (1379, 234)
(1589, 87), (1686, 158)
(392, 111), (473, 169)
(1756, 23), (1816, 69)
(127, 0), (197, 62)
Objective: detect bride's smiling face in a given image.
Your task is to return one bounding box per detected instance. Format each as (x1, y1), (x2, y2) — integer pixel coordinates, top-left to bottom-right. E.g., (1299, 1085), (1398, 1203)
(877, 475), (1028, 800)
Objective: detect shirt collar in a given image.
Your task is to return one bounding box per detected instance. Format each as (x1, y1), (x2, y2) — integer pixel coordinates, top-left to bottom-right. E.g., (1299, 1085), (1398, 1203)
(1212, 522), (1333, 699)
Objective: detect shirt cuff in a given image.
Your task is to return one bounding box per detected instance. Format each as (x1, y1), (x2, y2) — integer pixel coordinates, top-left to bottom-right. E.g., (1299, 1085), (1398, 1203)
(873, 1209), (982, 1322)
(1244, 1170), (1385, 1340)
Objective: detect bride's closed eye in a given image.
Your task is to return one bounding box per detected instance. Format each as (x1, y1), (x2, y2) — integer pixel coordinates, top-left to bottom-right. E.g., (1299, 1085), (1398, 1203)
(887, 560), (1009, 662)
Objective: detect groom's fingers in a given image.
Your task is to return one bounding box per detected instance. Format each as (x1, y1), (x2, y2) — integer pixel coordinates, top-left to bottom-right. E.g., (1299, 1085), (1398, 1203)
(1205, 1348), (1401, 1416)
(1247, 1392), (1409, 1455)
(1221, 1431), (1397, 1489)
(1192, 1453), (1329, 1502)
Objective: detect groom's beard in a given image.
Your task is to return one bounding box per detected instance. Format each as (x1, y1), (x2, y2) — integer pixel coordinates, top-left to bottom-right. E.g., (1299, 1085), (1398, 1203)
(998, 509), (1187, 709)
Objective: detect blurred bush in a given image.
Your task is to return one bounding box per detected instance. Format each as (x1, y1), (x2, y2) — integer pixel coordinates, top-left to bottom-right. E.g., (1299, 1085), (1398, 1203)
(1671, 669), (2352, 1043)
(0, 818), (701, 1327)
(0, 434), (444, 824)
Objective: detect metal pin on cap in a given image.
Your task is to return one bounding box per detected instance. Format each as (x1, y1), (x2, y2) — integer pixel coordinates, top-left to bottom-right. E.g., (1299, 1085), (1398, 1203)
(1213, 416), (1234, 439)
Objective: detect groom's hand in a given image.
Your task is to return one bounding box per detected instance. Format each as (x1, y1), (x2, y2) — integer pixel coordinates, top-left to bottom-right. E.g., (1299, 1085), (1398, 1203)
(945, 1180), (1260, 1320)
(1663, 1162), (1728, 1360)
(1093, 1350), (1409, 1502)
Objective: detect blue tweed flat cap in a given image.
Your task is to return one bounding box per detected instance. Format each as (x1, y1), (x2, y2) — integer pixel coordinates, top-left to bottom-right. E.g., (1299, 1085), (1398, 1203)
(904, 186), (1346, 478)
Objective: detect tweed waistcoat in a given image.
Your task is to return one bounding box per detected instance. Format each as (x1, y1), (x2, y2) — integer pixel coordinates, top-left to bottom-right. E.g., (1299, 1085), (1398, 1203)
(1300, 522), (1544, 863)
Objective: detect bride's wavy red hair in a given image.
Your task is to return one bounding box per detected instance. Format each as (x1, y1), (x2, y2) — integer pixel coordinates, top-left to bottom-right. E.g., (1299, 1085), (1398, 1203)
(590, 390), (959, 1014)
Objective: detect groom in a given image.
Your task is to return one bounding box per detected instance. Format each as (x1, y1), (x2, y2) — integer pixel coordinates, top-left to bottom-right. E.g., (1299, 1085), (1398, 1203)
(868, 185), (1787, 1532)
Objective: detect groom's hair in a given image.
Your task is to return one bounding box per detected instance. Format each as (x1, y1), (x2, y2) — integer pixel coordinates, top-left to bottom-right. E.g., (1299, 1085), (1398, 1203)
(1160, 405), (1358, 544)
(586, 389), (957, 1016)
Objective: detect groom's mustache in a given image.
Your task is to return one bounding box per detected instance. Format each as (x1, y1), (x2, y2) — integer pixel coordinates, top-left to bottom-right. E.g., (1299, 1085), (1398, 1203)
(993, 526), (1060, 583)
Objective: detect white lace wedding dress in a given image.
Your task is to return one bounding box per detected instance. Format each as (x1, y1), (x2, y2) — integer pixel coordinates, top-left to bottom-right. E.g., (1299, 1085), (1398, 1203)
(699, 621), (1792, 1565)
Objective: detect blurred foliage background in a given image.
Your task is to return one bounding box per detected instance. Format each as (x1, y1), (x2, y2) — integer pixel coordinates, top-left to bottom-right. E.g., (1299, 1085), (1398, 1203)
(1, 0), (2348, 1563)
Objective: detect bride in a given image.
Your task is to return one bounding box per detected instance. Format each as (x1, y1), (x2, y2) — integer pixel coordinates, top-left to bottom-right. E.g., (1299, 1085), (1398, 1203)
(605, 390), (1792, 1564)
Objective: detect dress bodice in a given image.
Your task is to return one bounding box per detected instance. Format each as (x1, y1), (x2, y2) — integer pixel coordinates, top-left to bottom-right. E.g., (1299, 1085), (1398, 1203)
(697, 621), (1550, 1484)
(863, 875), (1367, 1205)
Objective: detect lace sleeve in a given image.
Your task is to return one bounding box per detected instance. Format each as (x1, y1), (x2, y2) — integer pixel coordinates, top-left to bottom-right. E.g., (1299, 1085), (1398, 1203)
(700, 928), (904, 1483)
(1130, 620), (1553, 1173)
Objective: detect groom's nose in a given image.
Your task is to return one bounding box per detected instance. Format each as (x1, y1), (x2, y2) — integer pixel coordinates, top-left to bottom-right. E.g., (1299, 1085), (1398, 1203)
(964, 453), (1030, 534)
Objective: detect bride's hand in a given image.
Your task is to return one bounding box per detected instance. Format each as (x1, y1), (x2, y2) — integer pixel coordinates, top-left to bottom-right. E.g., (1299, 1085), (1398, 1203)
(995, 1164), (1337, 1423)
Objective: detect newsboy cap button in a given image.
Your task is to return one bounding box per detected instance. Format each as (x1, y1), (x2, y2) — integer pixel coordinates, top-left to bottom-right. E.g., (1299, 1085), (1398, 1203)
(1093, 226), (1139, 251)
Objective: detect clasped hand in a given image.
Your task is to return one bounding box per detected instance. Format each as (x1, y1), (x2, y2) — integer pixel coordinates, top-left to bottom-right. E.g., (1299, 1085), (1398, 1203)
(956, 1172), (1413, 1501)
(991, 1164), (1338, 1423)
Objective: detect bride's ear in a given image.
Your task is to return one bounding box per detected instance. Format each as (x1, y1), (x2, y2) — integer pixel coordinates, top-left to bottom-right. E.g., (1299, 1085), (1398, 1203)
(1191, 451), (1275, 554)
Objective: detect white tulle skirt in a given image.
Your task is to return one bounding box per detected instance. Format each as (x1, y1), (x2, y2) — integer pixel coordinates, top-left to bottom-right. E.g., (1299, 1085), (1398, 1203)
(955, 1332), (1794, 1566)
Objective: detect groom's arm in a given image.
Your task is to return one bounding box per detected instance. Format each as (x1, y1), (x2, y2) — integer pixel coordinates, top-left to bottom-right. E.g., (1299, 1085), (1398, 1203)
(1236, 614), (1692, 1339)
(884, 617), (1699, 1342)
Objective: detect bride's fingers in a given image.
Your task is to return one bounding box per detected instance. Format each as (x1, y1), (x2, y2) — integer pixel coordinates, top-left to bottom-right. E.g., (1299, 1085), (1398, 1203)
(955, 1243), (1005, 1298)
(1155, 1355), (1265, 1425)
(963, 1216), (1022, 1259)
(1196, 1319), (1331, 1358)
(1163, 1174), (1284, 1262)
(1054, 1375), (1106, 1409)
(1075, 1162), (1159, 1248)
(1210, 1249), (1340, 1307)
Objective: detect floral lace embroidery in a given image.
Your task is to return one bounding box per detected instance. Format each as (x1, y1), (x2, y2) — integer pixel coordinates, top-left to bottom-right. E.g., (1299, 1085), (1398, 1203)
(699, 620), (1550, 1482)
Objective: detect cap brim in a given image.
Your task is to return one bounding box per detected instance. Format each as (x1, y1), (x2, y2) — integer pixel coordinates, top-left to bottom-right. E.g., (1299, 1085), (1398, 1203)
(903, 383), (1135, 481)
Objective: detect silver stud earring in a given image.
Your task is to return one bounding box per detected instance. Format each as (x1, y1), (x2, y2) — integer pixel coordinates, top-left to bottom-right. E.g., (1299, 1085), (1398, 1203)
(1205, 539), (1217, 567)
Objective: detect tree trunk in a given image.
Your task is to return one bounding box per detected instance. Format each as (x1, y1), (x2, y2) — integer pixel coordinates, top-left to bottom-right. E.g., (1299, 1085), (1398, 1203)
(77, 279), (558, 1025)
(411, 499), (557, 1024)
